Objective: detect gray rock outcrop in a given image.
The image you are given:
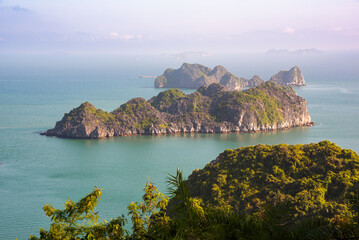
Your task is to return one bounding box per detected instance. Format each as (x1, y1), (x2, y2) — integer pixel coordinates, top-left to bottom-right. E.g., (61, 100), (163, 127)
(269, 66), (305, 86)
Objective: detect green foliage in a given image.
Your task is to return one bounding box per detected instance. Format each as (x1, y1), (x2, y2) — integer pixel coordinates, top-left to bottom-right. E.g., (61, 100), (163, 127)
(64, 102), (116, 124)
(127, 181), (170, 239)
(186, 141), (359, 222)
(188, 92), (205, 113)
(92, 110), (116, 124)
(29, 166), (359, 239)
(149, 88), (185, 111)
(81, 102), (115, 124)
(29, 187), (128, 240)
(29, 141), (359, 239)
(113, 98), (150, 117)
(165, 169), (350, 240)
(212, 83), (284, 125)
(29, 183), (169, 240)
(158, 123), (169, 129)
(134, 117), (157, 130)
(111, 98), (161, 130)
(180, 63), (209, 77)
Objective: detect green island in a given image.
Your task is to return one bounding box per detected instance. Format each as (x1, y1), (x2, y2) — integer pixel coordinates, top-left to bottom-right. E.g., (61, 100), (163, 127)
(45, 82), (313, 139)
(154, 63), (305, 90)
(29, 141), (359, 240)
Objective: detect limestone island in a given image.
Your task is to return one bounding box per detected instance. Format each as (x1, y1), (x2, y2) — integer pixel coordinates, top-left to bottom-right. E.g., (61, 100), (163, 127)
(45, 82), (313, 139)
(154, 63), (305, 90)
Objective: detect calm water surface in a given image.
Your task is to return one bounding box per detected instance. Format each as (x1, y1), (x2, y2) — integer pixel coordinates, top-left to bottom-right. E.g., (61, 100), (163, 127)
(0, 53), (359, 239)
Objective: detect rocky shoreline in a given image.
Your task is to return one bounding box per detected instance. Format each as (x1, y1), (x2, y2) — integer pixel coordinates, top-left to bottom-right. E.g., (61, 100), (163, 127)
(45, 121), (314, 139)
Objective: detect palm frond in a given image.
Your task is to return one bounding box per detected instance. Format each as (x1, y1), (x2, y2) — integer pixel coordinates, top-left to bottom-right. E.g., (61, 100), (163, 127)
(291, 216), (335, 240)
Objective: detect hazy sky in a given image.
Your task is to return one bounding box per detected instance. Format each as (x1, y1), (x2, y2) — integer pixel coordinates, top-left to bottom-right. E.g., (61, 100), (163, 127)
(0, 0), (358, 54)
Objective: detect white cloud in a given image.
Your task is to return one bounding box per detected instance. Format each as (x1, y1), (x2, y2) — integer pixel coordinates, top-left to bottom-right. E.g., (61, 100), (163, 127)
(108, 33), (139, 40)
(109, 32), (119, 37)
(283, 27), (295, 34)
(119, 34), (135, 40)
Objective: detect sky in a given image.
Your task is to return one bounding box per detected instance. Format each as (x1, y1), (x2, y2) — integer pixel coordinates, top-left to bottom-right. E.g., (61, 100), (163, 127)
(0, 0), (358, 54)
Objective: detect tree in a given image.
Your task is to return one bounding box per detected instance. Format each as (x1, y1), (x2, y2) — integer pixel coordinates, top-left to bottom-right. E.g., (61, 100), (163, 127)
(29, 187), (127, 240)
(29, 168), (358, 240)
(127, 181), (170, 240)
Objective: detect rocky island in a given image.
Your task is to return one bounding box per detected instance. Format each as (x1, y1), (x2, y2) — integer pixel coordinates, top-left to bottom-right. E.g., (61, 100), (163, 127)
(45, 82), (313, 139)
(154, 63), (265, 90)
(269, 66), (305, 86)
(154, 63), (305, 90)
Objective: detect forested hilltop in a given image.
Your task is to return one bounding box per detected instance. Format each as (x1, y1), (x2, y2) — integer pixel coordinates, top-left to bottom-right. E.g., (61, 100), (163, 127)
(30, 141), (359, 239)
(184, 140), (359, 220)
(45, 82), (313, 139)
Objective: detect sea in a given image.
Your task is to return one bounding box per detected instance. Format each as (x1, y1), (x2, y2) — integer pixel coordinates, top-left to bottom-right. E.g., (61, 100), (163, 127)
(0, 52), (359, 239)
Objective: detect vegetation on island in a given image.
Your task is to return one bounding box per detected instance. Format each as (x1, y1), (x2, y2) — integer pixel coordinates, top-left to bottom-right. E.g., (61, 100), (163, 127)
(46, 81), (312, 139)
(149, 89), (186, 111)
(64, 102), (116, 125)
(154, 63), (265, 90)
(210, 82), (285, 125)
(29, 141), (359, 239)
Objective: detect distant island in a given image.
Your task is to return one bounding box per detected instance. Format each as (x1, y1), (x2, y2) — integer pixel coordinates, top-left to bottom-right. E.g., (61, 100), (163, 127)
(161, 51), (211, 60)
(45, 82), (313, 139)
(138, 76), (156, 78)
(269, 66), (305, 86)
(266, 48), (322, 55)
(154, 63), (305, 90)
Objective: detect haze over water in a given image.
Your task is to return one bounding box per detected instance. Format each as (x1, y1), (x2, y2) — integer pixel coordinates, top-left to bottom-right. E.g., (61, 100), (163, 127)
(0, 52), (359, 239)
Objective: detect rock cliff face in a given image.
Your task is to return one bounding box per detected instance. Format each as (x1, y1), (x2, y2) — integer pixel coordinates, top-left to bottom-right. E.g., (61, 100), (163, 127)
(246, 75), (265, 87)
(45, 82), (313, 139)
(154, 63), (264, 90)
(269, 66), (305, 86)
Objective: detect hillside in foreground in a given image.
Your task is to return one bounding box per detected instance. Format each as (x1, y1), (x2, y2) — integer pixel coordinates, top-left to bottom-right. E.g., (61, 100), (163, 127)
(30, 141), (359, 239)
(185, 140), (359, 220)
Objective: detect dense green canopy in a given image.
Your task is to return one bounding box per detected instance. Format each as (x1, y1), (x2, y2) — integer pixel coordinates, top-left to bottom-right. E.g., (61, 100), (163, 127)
(186, 141), (359, 220)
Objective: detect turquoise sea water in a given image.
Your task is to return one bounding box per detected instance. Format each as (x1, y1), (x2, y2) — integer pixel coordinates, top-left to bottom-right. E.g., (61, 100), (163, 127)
(0, 52), (359, 239)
